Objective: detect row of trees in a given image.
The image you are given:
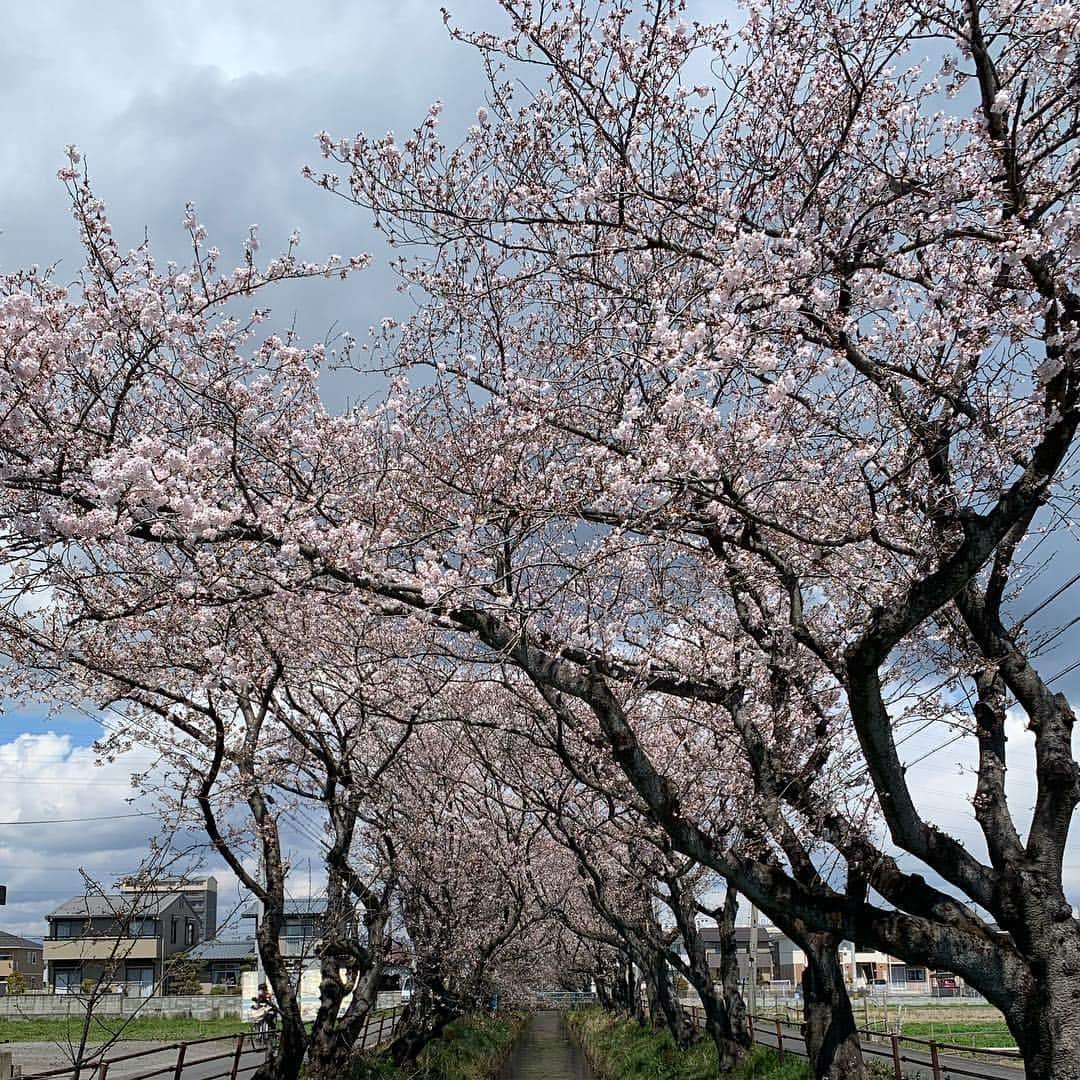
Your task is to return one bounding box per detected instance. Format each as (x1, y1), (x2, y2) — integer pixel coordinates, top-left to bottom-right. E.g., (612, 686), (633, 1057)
(2, 0), (1079, 1075)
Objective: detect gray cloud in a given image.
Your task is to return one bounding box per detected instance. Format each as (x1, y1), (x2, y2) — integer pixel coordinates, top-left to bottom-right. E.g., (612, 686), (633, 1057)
(0, 0), (499, 389)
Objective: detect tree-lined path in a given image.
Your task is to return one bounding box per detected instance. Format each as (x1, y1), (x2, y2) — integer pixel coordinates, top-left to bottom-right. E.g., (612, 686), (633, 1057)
(1, 0), (1078, 1077)
(499, 1013), (594, 1080)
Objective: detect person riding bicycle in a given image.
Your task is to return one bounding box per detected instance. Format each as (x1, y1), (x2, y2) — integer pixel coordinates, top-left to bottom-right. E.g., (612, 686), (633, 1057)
(250, 983), (278, 1048)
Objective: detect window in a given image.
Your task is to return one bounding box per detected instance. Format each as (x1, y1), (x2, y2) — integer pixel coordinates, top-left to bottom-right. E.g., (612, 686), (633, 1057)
(125, 965), (155, 998)
(185, 920), (196, 947)
(53, 920), (84, 939)
(171, 918), (178, 945)
(284, 918), (316, 943)
(54, 967), (80, 993)
(128, 918), (155, 938)
(30, 953), (37, 964)
(906, 967), (926, 983)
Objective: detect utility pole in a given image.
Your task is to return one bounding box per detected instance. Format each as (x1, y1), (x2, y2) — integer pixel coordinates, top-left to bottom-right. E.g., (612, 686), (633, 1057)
(255, 895), (264, 990)
(747, 904), (759, 1021)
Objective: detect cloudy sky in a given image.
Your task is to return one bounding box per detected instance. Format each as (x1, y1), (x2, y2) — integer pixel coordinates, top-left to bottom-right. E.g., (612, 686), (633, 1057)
(0, 0), (512, 938)
(1, 0), (1078, 942)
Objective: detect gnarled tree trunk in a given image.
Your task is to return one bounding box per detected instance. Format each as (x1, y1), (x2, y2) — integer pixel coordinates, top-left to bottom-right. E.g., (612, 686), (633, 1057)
(799, 932), (863, 1080)
(1001, 909), (1080, 1080)
(712, 890), (752, 1050)
(669, 882), (748, 1070)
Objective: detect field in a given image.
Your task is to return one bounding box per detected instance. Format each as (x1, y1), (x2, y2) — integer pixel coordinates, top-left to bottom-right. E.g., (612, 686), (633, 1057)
(757, 1002), (1018, 1052)
(0, 1016), (246, 1044)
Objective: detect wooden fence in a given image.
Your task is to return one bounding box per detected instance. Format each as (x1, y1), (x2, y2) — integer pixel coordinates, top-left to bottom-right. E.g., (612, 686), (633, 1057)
(682, 1005), (1024, 1080)
(10, 1006), (404, 1080)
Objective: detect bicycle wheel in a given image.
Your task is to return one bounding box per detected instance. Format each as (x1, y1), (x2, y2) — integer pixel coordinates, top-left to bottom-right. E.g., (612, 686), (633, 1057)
(250, 1017), (269, 1051)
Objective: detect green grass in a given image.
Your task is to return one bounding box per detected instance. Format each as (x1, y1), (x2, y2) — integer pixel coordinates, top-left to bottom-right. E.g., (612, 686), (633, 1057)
(340, 1011), (527, 1080)
(0, 1016), (245, 1044)
(898, 1020), (1015, 1049)
(757, 1002), (1019, 1052)
(566, 1007), (808, 1080)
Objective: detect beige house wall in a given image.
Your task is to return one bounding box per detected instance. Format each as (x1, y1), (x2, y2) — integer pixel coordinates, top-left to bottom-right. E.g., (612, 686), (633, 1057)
(44, 938), (159, 963)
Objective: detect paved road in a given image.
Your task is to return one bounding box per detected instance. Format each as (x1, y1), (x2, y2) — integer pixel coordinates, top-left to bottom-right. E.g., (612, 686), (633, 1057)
(7, 1038), (266, 1079)
(8, 1017), (396, 1078)
(750, 1019), (1025, 1080)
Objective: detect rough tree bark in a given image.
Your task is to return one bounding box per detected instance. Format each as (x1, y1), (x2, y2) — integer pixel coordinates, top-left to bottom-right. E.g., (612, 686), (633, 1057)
(797, 931), (864, 1080)
(665, 874), (748, 1070)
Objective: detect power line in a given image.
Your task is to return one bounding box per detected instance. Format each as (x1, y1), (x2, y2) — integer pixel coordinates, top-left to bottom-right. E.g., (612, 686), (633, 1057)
(0, 811), (158, 826)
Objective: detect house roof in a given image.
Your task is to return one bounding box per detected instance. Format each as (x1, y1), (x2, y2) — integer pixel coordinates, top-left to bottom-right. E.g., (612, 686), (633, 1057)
(0, 930), (42, 950)
(241, 898), (328, 918)
(47, 893), (189, 920)
(187, 938), (257, 963)
(699, 925), (776, 948)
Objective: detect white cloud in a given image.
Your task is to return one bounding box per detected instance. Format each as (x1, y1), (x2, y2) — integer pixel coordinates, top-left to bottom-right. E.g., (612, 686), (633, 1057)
(0, 731), (330, 940)
(891, 702), (1080, 905)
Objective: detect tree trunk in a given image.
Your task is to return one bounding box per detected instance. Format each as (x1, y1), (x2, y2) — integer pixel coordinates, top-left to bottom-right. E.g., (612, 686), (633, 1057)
(595, 973), (613, 1010)
(671, 885), (747, 1069)
(251, 892), (306, 1080)
(800, 932), (863, 1080)
(388, 976), (457, 1066)
(304, 954), (382, 1079)
(694, 985), (744, 1072)
(650, 950), (691, 1047)
(713, 890), (752, 1049)
(1004, 919), (1080, 1080)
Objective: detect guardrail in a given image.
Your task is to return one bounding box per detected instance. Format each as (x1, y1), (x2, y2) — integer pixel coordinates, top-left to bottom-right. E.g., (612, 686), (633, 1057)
(682, 1006), (1024, 1080)
(12, 1006), (404, 1080)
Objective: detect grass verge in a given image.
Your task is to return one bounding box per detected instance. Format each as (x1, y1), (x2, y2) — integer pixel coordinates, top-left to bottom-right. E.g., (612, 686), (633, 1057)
(341, 1010), (528, 1080)
(565, 1007), (809, 1080)
(0, 1015), (245, 1044)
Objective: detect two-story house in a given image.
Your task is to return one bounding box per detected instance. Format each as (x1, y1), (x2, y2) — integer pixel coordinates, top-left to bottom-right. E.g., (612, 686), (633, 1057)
(44, 892), (202, 996)
(0, 930), (43, 992)
(186, 938), (257, 989)
(242, 898), (327, 971)
(699, 924), (775, 988)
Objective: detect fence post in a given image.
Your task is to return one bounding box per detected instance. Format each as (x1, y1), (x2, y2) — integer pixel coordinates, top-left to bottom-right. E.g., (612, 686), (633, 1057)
(94, 1063), (109, 1080)
(775, 1018), (785, 1060)
(0, 1050), (11, 1080)
(172, 1043), (187, 1080)
(889, 1033), (902, 1080)
(230, 1033), (245, 1079)
(929, 1041), (942, 1080)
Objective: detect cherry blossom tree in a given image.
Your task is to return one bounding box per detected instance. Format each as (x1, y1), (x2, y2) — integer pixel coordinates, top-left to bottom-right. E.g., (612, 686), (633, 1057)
(1, 0), (1080, 1075)
(304, 0), (1080, 1072)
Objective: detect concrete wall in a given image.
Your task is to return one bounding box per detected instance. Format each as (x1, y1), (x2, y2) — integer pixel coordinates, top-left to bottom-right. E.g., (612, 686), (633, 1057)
(0, 993), (241, 1019)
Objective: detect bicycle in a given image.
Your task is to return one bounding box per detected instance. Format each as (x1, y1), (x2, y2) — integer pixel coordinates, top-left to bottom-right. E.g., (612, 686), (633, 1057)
(250, 1011), (279, 1055)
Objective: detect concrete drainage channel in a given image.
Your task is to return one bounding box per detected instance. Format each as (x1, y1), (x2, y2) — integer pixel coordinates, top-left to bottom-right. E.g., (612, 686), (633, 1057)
(498, 1012), (594, 1080)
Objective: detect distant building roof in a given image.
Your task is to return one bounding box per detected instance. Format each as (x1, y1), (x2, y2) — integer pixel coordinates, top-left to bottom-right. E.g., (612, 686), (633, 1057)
(47, 893), (189, 920)
(187, 938), (257, 963)
(700, 925), (777, 947)
(242, 899), (328, 918)
(0, 930), (42, 950)
(118, 875), (218, 892)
